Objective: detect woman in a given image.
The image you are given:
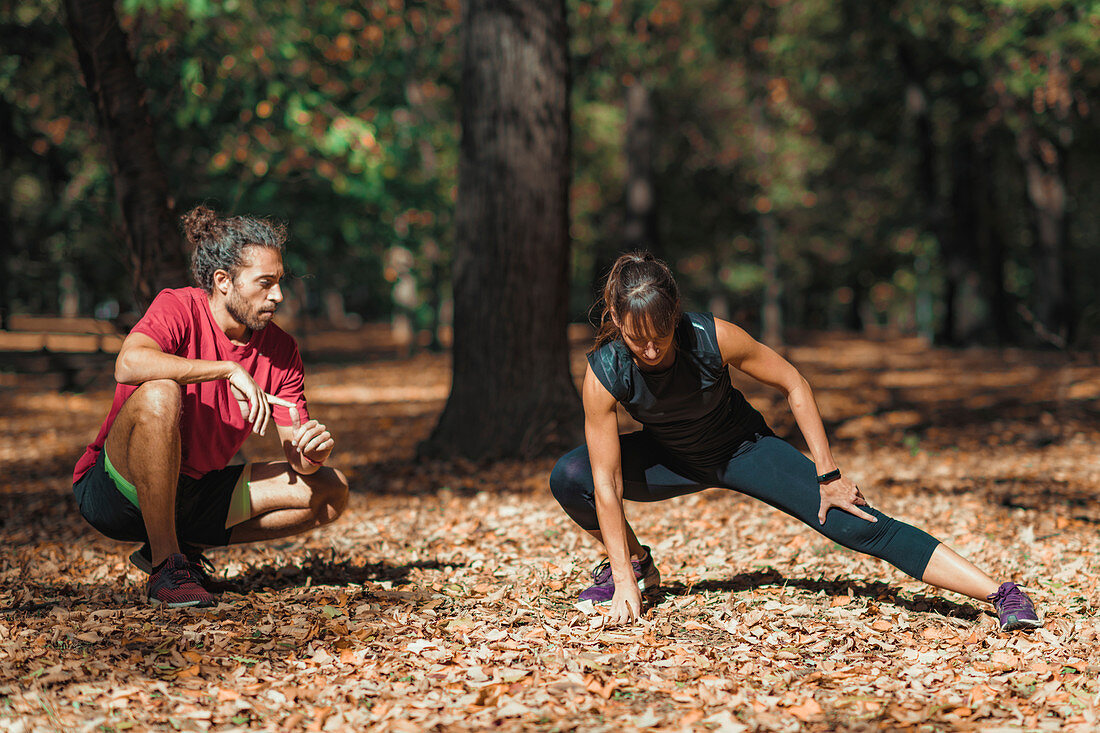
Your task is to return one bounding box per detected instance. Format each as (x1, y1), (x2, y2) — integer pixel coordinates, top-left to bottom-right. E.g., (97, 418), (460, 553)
(550, 252), (1040, 630)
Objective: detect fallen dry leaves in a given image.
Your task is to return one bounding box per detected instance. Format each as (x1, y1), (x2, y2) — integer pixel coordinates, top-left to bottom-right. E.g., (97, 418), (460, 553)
(1, 334), (1098, 731)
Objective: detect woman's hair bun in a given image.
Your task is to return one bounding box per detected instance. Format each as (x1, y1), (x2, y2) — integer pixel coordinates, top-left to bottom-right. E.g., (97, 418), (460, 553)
(181, 205), (224, 247)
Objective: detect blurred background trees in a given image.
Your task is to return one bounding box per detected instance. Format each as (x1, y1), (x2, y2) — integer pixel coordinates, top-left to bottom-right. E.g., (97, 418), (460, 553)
(3, 0), (1098, 347)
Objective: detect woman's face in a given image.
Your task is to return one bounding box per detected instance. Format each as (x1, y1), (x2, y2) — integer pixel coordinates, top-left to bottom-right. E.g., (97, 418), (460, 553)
(618, 312), (676, 369)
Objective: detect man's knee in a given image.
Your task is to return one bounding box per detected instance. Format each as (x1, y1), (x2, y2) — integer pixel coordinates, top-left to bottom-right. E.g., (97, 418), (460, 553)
(309, 466), (349, 524)
(128, 379), (182, 424)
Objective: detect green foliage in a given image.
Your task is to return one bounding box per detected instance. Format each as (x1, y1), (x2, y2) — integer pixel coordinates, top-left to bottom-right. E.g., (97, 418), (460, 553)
(3, 0), (1098, 344)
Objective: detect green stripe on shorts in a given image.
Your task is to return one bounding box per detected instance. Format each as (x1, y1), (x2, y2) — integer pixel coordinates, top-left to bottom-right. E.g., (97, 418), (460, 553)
(225, 463), (253, 529)
(103, 450), (140, 508)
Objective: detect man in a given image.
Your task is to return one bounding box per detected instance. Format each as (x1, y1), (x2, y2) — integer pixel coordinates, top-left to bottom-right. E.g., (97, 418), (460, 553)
(72, 205), (349, 607)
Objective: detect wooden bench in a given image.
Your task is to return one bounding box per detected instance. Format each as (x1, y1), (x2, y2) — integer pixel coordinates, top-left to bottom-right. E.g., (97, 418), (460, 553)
(0, 316), (124, 391)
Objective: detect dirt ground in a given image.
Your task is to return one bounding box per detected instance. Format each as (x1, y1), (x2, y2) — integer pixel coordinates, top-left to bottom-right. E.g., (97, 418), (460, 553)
(1, 334), (1098, 731)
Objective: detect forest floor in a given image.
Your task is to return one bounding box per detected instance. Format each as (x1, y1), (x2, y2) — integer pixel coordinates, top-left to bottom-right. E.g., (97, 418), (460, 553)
(1, 332), (1099, 732)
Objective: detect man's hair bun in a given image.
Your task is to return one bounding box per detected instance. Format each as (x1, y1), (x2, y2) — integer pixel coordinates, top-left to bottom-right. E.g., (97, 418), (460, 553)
(181, 205), (226, 247)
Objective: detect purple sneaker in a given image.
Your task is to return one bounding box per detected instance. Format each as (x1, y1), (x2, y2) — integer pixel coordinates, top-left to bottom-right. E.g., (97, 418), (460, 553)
(579, 546), (661, 604)
(987, 582), (1041, 631)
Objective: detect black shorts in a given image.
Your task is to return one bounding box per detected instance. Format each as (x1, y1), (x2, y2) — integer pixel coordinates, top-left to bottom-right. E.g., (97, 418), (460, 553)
(72, 450), (245, 548)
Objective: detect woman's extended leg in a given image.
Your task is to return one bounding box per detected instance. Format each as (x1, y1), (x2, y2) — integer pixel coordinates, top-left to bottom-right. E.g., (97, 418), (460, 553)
(716, 436), (1038, 628)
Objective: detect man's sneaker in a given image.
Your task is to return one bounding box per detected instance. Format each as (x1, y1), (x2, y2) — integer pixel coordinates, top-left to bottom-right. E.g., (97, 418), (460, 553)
(133, 544), (234, 593)
(579, 546), (661, 604)
(987, 582), (1041, 631)
(130, 542), (204, 573)
(147, 553), (216, 608)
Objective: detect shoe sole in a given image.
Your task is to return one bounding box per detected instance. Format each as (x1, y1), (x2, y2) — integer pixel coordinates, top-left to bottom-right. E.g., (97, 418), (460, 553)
(1001, 618), (1042, 631)
(148, 597), (215, 609)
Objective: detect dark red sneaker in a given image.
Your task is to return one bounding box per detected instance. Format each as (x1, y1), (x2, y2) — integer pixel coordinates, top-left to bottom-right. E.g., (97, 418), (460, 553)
(147, 553), (216, 608)
(130, 544), (232, 591)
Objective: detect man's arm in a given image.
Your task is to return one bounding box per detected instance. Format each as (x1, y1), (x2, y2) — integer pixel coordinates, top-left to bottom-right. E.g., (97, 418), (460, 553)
(115, 332), (235, 385)
(114, 332), (274, 435)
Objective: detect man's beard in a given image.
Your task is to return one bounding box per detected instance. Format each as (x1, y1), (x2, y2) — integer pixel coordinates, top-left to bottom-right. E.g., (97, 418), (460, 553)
(226, 287), (275, 331)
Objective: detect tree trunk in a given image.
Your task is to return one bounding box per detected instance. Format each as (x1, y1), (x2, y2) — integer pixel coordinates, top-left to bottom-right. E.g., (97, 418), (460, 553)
(623, 82), (658, 254)
(420, 0), (580, 460)
(63, 0), (188, 308)
(976, 141), (1012, 343)
(750, 97), (782, 347)
(941, 132), (981, 344)
(0, 98), (14, 329)
(1016, 125), (1072, 344)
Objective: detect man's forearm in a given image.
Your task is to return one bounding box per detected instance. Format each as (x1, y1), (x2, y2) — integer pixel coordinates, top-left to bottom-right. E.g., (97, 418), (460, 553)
(115, 346), (234, 386)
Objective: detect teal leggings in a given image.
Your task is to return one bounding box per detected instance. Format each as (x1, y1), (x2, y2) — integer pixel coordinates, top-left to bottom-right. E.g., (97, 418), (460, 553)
(549, 431), (939, 580)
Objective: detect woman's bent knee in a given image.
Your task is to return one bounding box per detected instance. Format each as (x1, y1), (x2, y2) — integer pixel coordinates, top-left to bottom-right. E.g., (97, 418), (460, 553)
(549, 451), (593, 504)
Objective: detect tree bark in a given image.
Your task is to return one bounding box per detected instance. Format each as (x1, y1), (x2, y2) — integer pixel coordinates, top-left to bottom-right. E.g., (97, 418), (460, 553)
(0, 98), (15, 329)
(976, 140), (1012, 343)
(63, 0), (188, 308)
(623, 82), (658, 254)
(420, 0), (580, 460)
(1016, 125), (1072, 344)
(750, 97), (782, 347)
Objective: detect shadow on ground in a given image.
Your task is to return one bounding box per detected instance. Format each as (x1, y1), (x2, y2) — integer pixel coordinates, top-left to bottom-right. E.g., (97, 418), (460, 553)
(657, 568), (985, 622)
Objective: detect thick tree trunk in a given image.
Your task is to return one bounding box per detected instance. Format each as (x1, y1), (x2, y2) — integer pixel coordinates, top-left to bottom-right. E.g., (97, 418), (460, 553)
(623, 82), (658, 254)
(63, 0), (188, 308)
(420, 0), (580, 460)
(1016, 126), (1072, 344)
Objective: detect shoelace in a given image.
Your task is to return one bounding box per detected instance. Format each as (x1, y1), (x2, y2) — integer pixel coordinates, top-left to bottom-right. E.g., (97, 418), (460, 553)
(591, 556), (646, 583)
(990, 584), (1031, 613)
(189, 555), (216, 584)
(590, 559), (612, 584)
(165, 563), (203, 588)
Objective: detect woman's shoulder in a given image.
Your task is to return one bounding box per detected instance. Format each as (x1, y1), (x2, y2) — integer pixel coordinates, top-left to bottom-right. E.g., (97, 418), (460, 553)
(678, 312), (725, 370)
(587, 338), (632, 399)
(680, 312), (719, 349)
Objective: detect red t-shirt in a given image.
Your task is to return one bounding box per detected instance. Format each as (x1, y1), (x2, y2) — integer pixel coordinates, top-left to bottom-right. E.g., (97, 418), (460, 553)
(73, 287), (310, 483)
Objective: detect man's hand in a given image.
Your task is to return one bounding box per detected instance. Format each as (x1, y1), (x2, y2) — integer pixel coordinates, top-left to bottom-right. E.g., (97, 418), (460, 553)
(264, 394), (334, 468)
(288, 405), (334, 466)
(227, 364), (272, 436)
(818, 475), (876, 524)
(609, 580), (642, 624)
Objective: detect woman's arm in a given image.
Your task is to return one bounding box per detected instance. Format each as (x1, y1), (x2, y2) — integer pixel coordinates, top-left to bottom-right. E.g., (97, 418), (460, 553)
(715, 318), (875, 524)
(582, 365), (643, 622)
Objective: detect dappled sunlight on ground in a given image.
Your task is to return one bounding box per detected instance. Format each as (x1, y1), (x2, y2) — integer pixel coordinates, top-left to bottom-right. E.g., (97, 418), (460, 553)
(1, 335), (1098, 731)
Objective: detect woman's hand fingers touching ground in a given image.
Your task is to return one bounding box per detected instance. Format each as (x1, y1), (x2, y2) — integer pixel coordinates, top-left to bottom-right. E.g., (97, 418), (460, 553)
(609, 582), (642, 624)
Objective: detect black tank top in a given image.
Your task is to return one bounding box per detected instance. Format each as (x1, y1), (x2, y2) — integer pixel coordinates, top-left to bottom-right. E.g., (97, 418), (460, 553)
(587, 312), (772, 466)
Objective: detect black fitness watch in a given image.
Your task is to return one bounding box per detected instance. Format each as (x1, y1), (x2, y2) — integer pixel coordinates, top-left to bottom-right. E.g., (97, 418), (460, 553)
(817, 469), (841, 484)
